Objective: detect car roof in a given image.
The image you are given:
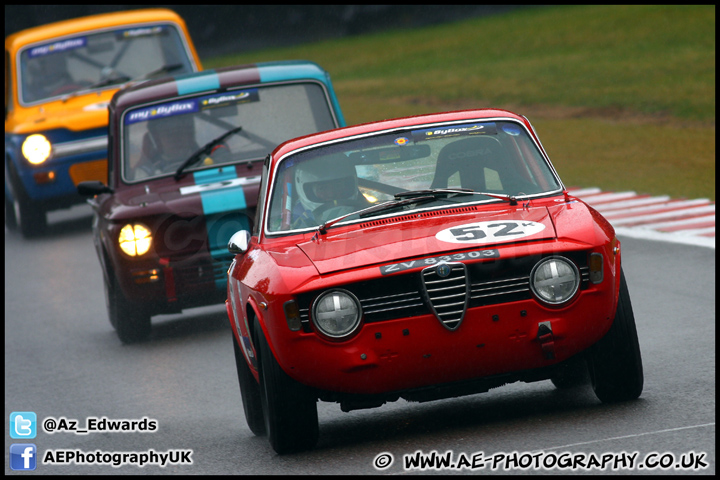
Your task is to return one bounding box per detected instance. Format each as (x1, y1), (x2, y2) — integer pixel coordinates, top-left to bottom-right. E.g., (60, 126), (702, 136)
(5, 9), (188, 53)
(110, 60), (334, 114)
(270, 108), (533, 160)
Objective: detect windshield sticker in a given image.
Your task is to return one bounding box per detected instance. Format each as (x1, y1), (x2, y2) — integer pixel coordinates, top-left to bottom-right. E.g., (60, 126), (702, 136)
(412, 122), (497, 142)
(436, 220), (546, 244)
(380, 249), (500, 275)
(199, 89), (259, 110)
(117, 26), (166, 39)
(27, 37), (87, 58)
(124, 99), (198, 125)
(394, 137), (410, 146)
(501, 124), (522, 136)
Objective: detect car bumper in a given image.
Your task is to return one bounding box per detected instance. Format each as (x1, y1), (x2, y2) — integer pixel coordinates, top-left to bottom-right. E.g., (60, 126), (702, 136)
(269, 287), (615, 396)
(116, 253), (233, 313)
(15, 152), (107, 206)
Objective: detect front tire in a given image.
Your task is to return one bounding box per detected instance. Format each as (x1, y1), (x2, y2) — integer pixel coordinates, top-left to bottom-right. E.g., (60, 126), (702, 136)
(5, 194), (18, 230)
(587, 269), (644, 402)
(12, 190), (47, 238)
(232, 332), (266, 436)
(104, 272), (151, 344)
(6, 162), (47, 237)
(254, 320), (319, 454)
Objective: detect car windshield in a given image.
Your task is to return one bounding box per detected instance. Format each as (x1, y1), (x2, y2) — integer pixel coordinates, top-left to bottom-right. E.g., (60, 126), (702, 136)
(18, 23), (194, 105)
(267, 120), (563, 233)
(121, 82), (337, 183)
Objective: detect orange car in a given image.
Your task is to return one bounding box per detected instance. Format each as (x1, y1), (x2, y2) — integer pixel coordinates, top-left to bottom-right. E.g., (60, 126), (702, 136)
(5, 9), (202, 237)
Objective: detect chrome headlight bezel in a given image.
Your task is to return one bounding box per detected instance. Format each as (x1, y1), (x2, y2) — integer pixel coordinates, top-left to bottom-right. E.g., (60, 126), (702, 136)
(311, 289), (362, 339)
(530, 256), (580, 306)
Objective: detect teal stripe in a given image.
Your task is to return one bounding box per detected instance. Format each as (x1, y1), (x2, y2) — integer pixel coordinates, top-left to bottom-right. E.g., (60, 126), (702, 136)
(193, 168), (250, 291)
(176, 71), (220, 95)
(258, 62), (326, 84)
(257, 62), (346, 127)
(193, 168), (246, 215)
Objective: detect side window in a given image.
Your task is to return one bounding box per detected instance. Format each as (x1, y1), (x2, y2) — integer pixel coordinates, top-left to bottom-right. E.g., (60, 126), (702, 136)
(253, 161), (269, 236)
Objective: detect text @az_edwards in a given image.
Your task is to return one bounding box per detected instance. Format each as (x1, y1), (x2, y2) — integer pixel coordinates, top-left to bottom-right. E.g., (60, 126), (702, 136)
(42, 416), (157, 434)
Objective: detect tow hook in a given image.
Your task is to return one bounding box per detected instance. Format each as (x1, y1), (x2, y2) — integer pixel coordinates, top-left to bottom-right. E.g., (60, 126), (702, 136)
(537, 322), (555, 359)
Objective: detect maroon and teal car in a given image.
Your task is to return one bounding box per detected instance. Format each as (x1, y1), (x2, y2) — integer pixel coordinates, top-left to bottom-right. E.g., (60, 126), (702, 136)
(78, 61), (345, 343)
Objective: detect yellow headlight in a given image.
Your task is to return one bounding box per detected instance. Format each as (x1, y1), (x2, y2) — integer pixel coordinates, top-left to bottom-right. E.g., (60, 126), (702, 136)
(22, 134), (53, 165)
(119, 224), (152, 256)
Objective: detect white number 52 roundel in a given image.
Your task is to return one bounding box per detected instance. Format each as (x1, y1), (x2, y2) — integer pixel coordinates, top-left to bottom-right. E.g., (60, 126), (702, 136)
(436, 220), (546, 244)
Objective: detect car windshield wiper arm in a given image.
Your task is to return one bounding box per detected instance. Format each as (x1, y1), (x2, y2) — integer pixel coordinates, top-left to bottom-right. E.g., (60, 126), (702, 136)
(395, 188), (519, 205)
(174, 126), (243, 180)
(137, 63), (184, 80)
(61, 74), (132, 102)
(313, 189), (521, 238)
(313, 196), (436, 238)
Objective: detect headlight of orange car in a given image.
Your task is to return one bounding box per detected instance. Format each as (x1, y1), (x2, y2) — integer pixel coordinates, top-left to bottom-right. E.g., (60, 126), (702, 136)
(22, 134), (52, 165)
(119, 224), (152, 256)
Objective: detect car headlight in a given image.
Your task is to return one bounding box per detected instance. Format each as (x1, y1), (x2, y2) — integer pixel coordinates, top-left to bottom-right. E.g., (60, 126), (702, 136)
(530, 256), (580, 305)
(119, 223), (152, 256)
(22, 134), (52, 165)
(312, 289), (362, 339)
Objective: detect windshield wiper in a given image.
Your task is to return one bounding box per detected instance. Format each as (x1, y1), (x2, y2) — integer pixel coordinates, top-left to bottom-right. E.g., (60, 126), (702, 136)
(61, 74), (132, 102)
(395, 188), (519, 205)
(174, 126), (243, 180)
(137, 63), (184, 80)
(313, 195), (436, 238)
(313, 189), (521, 238)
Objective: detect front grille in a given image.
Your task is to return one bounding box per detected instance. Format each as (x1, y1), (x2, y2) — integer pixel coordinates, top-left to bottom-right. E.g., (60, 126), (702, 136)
(421, 263), (469, 330)
(361, 291), (425, 316)
(297, 251), (591, 332)
(470, 275), (529, 301)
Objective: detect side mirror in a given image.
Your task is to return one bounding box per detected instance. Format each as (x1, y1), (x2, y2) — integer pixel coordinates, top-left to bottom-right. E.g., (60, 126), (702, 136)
(77, 180), (113, 196)
(228, 230), (252, 255)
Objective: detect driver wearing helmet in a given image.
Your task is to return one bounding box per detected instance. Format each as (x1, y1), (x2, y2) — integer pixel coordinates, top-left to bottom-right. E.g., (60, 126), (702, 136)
(292, 154), (369, 228)
(134, 113), (231, 180)
(135, 114), (199, 180)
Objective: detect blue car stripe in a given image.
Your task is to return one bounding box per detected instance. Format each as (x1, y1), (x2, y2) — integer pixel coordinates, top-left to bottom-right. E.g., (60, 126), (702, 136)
(256, 62), (346, 126)
(257, 62), (326, 84)
(193, 167), (250, 290)
(176, 71), (220, 96)
(193, 168), (246, 213)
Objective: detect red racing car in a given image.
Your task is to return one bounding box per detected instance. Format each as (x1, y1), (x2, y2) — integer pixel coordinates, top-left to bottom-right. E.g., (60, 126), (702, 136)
(78, 61), (345, 343)
(225, 109), (643, 454)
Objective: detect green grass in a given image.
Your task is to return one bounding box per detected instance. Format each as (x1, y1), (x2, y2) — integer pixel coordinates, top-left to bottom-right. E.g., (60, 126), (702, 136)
(206, 5), (715, 200)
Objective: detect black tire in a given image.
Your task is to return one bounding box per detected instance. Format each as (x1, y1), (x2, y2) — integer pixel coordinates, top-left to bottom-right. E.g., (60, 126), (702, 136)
(5, 194), (18, 230)
(232, 332), (266, 436)
(11, 188), (47, 238)
(104, 272), (151, 344)
(6, 161), (47, 237)
(254, 320), (319, 454)
(587, 269), (644, 402)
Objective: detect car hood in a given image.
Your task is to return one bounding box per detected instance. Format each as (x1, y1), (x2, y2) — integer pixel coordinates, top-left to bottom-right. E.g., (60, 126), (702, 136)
(105, 166), (262, 222)
(8, 93), (117, 135)
(296, 205), (557, 275)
